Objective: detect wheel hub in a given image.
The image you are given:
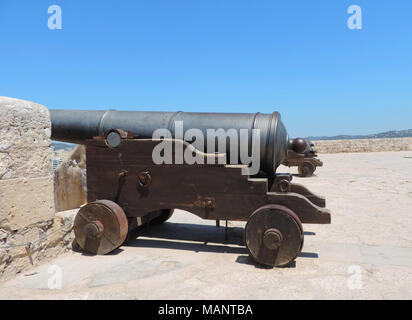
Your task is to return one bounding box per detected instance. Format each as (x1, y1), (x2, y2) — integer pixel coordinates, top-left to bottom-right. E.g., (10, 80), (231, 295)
(83, 221), (104, 238)
(263, 228), (283, 250)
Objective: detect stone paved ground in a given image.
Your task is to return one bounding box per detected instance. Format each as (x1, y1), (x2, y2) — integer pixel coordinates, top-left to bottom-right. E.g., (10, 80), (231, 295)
(0, 151), (411, 299)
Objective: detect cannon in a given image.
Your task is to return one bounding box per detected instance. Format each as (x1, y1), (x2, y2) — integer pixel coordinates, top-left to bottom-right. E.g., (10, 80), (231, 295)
(282, 139), (323, 177)
(50, 109), (331, 267)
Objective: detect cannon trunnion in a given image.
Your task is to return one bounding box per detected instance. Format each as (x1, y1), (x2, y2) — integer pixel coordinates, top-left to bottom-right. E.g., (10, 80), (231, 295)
(51, 110), (331, 267)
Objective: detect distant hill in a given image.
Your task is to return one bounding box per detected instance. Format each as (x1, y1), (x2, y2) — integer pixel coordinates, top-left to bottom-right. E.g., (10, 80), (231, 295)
(307, 129), (412, 141)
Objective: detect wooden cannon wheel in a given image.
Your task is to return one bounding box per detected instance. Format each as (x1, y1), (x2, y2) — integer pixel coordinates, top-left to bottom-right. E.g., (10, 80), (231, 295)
(244, 204), (304, 267)
(74, 200), (128, 255)
(298, 161), (316, 177)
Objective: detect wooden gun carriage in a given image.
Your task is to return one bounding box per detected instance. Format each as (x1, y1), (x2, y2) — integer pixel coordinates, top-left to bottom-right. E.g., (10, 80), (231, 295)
(51, 110), (331, 267)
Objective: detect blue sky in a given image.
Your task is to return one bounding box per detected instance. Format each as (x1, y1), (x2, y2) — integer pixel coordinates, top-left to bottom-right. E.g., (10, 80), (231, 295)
(0, 0), (411, 137)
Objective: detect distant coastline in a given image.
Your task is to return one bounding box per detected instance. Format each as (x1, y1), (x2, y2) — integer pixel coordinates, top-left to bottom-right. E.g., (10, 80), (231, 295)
(306, 129), (412, 141)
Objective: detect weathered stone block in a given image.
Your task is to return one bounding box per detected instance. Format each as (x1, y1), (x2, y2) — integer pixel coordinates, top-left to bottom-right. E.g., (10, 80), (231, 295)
(0, 96), (54, 230)
(0, 96), (59, 280)
(0, 96), (52, 180)
(0, 177), (54, 230)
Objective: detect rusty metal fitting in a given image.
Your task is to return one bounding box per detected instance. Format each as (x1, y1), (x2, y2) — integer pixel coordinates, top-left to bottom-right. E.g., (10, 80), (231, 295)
(279, 179), (291, 193)
(205, 198), (214, 209)
(137, 171), (152, 188)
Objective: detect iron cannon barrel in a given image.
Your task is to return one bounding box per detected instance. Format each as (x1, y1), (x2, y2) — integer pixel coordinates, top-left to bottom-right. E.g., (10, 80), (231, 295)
(50, 109), (298, 174)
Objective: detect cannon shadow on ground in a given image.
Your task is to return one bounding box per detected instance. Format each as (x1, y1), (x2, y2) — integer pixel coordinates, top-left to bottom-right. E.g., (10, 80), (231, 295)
(124, 222), (318, 268)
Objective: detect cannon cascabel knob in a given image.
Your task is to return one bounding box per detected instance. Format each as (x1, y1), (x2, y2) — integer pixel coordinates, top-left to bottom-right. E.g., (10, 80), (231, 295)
(291, 138), (308, 154)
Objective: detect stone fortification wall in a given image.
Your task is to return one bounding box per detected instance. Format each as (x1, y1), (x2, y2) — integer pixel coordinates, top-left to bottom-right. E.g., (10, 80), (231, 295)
(0, 97), (74, 280)
(313, 137), (412, 153)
